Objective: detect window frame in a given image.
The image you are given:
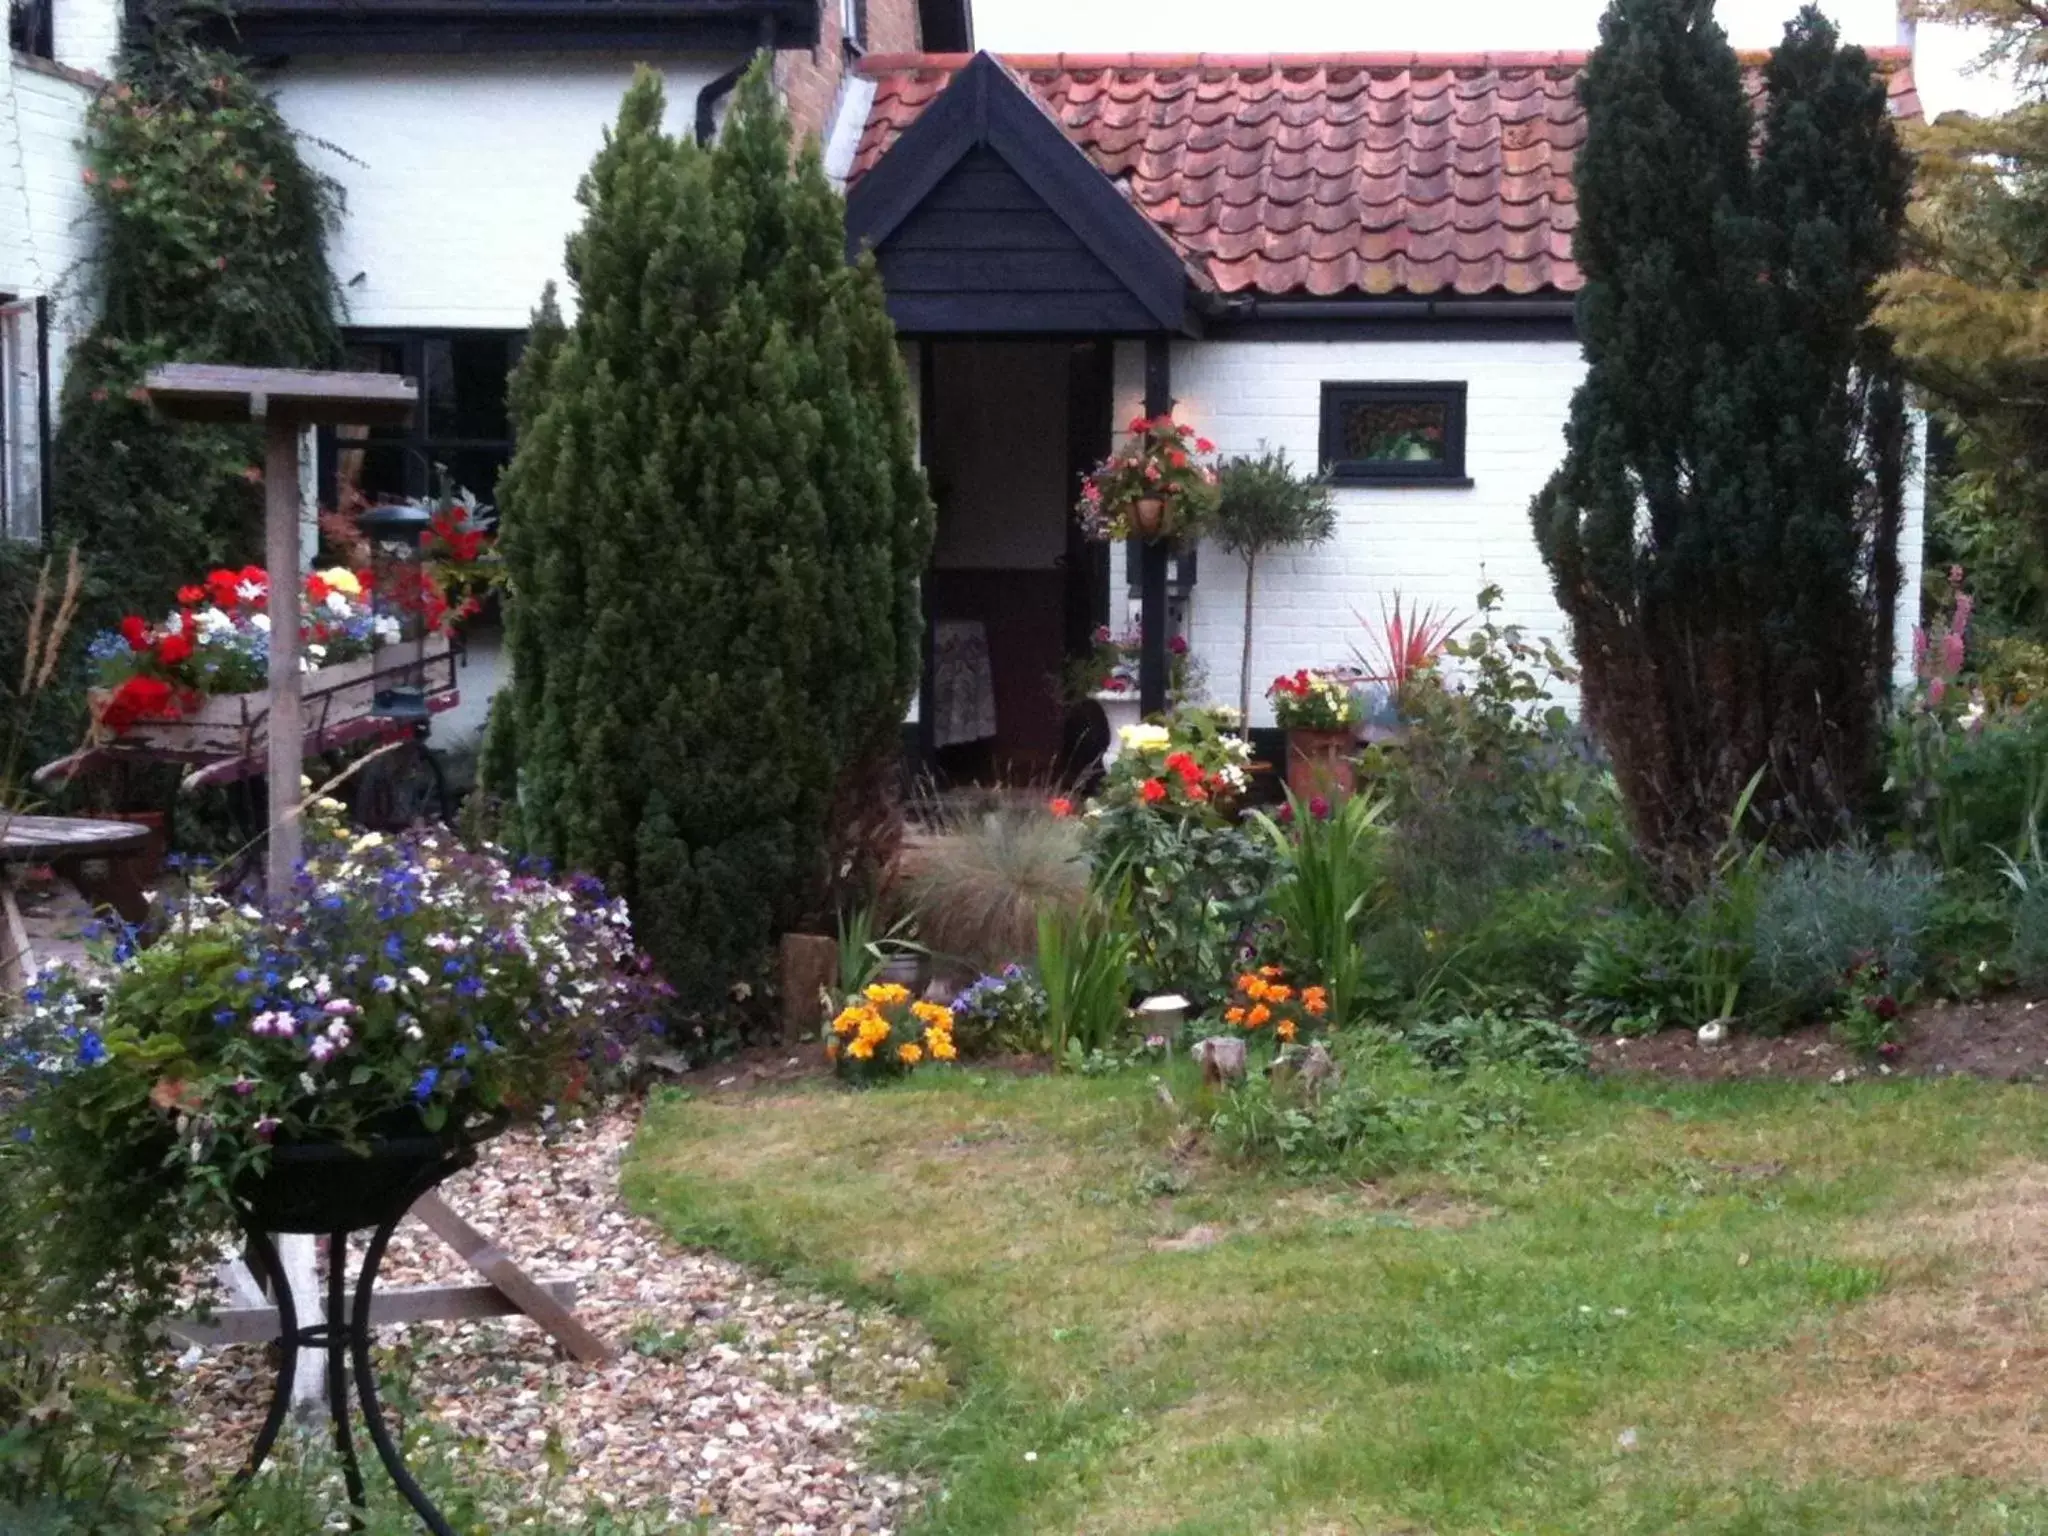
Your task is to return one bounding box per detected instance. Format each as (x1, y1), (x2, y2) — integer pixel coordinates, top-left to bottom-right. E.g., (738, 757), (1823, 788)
(9, 0), (55, 60)
(319, 327), (526, 509)
(1318, 381), (1471, 487)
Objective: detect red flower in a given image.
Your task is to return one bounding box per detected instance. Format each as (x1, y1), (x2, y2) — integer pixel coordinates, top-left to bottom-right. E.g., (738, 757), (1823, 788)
(1169, 635), (1189, 656)
(1164, 751), (1203, 785)
(177, 585), (206, 607)
(306, 573), (331, 605)
(100, 676), (178, 733)
(1127, 415), (1150, 434)
(118, 615), (151, 652)
(1195, 437), (1215, 454)
(206, 568), (242, 608)
(154, 631), (193, 667)
(1167, 448), (1188, 469)
(1049, 796), (1075, 819)
(1138, 779), (1169, 805)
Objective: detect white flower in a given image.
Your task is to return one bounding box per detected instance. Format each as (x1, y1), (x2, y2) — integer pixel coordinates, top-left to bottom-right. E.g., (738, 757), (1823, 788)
(249, 612), (272, 633)
(406, 966), (431, 988)
(236, 578), (267, 604)
(196, 607), (234, 636)
(325, 591), (352, 618)
(373, 615), (402, 646)
(352, 832), (384, 852)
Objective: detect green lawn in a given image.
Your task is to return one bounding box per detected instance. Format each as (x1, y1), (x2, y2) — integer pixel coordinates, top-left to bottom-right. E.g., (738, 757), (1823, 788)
(625, 1066), (2048, 1535)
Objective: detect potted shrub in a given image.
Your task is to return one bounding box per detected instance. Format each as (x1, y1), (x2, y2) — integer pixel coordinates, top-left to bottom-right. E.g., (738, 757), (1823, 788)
(1076, 414), (1220, 544)
(1268, 669), (1363, 799)
(10, 802), (666, 1311)
(1211, 450), (1338, 723)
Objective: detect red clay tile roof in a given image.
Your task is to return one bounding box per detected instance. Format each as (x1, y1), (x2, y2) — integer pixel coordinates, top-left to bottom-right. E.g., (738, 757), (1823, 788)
(852, 50), (1922, 299)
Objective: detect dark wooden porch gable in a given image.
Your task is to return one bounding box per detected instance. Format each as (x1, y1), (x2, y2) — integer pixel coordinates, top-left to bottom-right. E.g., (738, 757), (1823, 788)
(846, 53), (1194, 336)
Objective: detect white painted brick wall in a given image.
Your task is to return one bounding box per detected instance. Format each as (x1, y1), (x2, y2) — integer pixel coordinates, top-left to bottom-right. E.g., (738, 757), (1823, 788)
(54, 0), (123, 76)
(1113, 337), (1925, 725)
(268, 54), (737, 330)
(2, 56), (100, 353)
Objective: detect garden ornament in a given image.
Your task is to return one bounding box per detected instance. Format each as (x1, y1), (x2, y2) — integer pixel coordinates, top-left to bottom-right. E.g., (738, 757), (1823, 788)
(1193, 1035), (1248, 1086)
(1697, 1020), (1729, 1047)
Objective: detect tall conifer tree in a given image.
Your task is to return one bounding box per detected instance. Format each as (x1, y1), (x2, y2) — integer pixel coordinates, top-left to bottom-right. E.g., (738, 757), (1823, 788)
(1531, 0), (1907, 868)
(488, 62), (933, 1007)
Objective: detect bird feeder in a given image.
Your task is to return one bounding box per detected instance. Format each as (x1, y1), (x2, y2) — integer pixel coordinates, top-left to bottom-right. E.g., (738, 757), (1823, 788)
(358, 501), (436, 723)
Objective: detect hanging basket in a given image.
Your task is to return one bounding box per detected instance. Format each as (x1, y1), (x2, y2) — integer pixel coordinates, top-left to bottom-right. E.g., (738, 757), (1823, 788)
(1130, 496), (1168, 539)
(233, 1109), (507, 1235)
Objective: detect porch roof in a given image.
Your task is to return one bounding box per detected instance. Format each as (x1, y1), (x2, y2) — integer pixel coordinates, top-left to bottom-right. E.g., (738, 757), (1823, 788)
(851, 48), (1922, 301)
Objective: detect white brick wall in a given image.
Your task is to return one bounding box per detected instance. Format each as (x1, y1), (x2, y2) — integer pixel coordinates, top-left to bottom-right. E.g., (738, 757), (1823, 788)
(268, 54), (738, 330)
(1111, 337), (1925, 725)
(53, 0), (123, 76)
(1, 50), (100, 534)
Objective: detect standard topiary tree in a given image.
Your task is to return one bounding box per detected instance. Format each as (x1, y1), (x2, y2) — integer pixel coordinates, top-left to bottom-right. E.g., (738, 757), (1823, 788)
(487, 61), (933, 1011)
(1211, 449), (1336, 722)
(1530, 0), (1907, 873)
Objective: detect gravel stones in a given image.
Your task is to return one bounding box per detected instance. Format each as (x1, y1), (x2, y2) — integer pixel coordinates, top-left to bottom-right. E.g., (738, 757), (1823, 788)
(171, 1107), (939, 1533)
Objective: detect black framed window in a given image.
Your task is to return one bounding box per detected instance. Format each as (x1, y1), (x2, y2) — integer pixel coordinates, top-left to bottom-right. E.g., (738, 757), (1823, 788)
(321, 329), (525, 509)
(1319, 382), (1469, 485)
(9, 0), (54, 59)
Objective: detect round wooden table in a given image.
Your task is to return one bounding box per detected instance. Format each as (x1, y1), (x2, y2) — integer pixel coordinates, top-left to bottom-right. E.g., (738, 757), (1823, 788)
(0, 814), (151, 993)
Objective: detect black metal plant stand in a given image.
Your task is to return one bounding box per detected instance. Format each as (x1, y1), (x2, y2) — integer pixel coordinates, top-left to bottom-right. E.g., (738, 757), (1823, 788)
(207, 1123), (496, 1535)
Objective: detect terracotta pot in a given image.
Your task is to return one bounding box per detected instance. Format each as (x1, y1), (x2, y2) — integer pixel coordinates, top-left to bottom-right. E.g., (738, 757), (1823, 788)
(1130, 496), (1167, 538)
(1286, 727), (1358, 802)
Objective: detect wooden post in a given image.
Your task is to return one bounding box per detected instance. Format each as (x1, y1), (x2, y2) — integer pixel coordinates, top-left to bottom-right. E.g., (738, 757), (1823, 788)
(263, 411), (304, 906)
(1139, 335), (1172, 716)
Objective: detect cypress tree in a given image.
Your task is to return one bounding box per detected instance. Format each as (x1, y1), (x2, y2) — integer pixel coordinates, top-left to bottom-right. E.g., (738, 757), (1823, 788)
(1531, 0), (1907, 869)
(489, 62), (933, 1009)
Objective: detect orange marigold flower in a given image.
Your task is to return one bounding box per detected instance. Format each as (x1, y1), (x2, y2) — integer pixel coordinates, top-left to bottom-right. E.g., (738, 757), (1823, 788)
(1259, 965), (1283, 980)
(1276, 1019), (1297, 1042)
(1302, 987), (1329, 1016)
(1224, 1006), (1246, 1025)
(1246, 1004), (1272, 1028)
(898, 1042), (923, 1066)
(1049, 796), (1075, 818)
(1267, 984), (1293, 1003)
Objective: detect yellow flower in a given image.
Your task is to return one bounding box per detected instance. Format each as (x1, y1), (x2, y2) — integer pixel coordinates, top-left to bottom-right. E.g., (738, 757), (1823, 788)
(847, 1038), (874, 1060)
(897, 1042), (923, 1066)
(928, 1034), (957, 1061)
(318, 566), (363, 598)
(911, 1000), (953, 1029)
(1119, 722), (1170, 752)
(831, 1007), (863, 1038)
(864, 982), (911, 1006)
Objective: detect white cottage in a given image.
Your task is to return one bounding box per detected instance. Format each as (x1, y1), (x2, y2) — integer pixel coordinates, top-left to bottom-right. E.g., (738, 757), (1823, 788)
(839, 47), (1929, 778)
(4, 7), (1925, 780)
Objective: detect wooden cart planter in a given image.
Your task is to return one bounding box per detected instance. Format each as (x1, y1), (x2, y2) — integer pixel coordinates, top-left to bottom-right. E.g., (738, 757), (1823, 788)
(86, 633), (456, 759)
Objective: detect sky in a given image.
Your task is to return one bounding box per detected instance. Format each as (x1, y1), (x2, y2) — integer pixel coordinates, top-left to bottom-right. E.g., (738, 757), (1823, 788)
(968, 0), (2021, 118)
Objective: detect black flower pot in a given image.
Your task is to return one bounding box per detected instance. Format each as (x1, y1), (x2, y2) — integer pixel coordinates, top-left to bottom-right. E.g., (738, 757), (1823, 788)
(232, 1109), (506, 1235)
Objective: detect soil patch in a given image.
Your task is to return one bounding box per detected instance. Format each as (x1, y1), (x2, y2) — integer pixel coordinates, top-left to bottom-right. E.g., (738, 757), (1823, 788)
(1590, 992), (2048, 1083)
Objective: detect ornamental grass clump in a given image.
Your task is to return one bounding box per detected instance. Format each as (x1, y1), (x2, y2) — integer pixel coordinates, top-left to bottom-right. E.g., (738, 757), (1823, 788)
(826, 983), (957, 1083)
(898, 805), (1087, 974)
(8, 809), (666, 1323)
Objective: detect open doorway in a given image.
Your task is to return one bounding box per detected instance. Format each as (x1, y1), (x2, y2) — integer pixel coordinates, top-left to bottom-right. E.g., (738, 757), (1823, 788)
(922, 339), (1110, 786)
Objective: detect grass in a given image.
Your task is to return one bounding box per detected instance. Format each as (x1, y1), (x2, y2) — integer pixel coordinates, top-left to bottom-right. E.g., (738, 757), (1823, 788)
(625, 1064), (2048, 1535)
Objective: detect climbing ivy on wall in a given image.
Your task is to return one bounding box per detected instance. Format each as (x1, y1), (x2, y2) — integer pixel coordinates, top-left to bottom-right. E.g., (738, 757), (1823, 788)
(47, 3), (341, 633)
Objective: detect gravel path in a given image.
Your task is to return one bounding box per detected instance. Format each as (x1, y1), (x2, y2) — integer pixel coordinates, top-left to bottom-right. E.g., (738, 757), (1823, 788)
(172, 1108), (940, 1533)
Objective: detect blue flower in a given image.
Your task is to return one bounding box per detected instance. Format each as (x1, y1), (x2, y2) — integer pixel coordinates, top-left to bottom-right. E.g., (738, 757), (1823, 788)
(442, 958), (463, 976)
(75, 1030), (106, 1068)
(447, 1044), (468, 1062)
(11, 1125), (32, 1143)
(372, 974), (397, 994)
(413, 1067), (440, 1102)
(214, 1009), (238, 1027)
(234, 968), (255, 985)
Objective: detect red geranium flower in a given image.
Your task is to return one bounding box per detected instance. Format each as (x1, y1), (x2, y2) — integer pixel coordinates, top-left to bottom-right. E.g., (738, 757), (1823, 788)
(1195, 437), (1215, 454)
(155, 631), (194, 667)
(1048, 796), (1075, 819)
(206, 568), (241, 608)
(306, 573), (331, 605)
(1138, 779), (1169, 805)
(119, 615), (151, 652)
(177, 585), (206, 606)
(100, 676), (178, 733)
